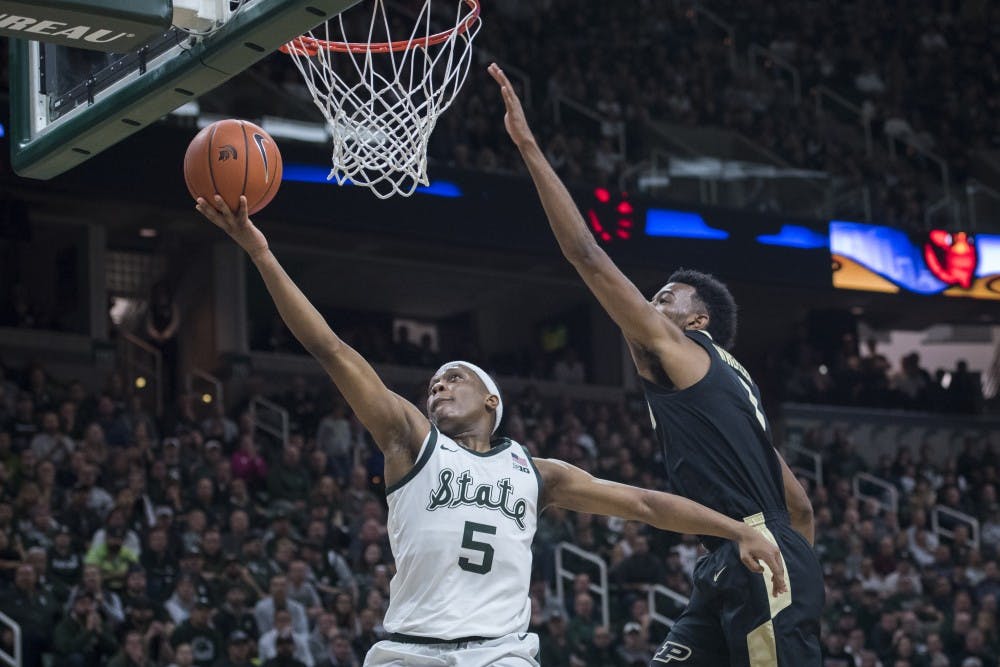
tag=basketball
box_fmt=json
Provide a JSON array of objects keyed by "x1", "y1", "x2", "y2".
[{"x1": 183, "y1": 119, "x2": 283, "y2": 215}]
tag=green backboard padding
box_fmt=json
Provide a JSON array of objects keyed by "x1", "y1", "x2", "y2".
[{"x1": 10, "y1": 0, "x2": 361, "y2": 180}]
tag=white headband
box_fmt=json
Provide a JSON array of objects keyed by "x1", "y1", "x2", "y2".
[{"x1": 434, "y1": 361, "x2": 503, "y2": 434}]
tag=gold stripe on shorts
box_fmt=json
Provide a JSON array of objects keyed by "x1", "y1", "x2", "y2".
[
  {"x1": 742, "y1": 513, "x2": 792, "y2": 666},
  {"x1": 746, "y1": 619, "x2": 778, "y2": 667}
]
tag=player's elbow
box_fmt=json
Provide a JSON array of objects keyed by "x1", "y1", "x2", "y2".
[
  {"x1": 788, "y1": 493, "x2": 814, "y2": 524},
  {"x1": 633, "y1": 489, "x2": 659, "y2": 526},
  {"x1": 310, "y1": 334, "x2": 348, "y2": 364},
  {"x1": 565, "y1": 240, "x2": 604, "y2": 268}
]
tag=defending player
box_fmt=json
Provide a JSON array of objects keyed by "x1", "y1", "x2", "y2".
[
  {"x1": 490, "y1": 63, "x2": 823, "y2": 666},
  {"x1": 196, "y1": 194, "x2": 787, "y2": 667}
]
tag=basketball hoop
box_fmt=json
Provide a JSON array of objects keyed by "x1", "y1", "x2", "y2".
[{"x1": 281, "y1": 0, "x2": 481, "y2": 198}]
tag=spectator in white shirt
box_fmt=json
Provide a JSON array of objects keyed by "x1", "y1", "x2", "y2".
[
  {"x1": 258, "y1": 609, "x2": 314, "y2": 666},
  {"x1": 254, "y1": 574, "x2": 309, "y2": 636}
]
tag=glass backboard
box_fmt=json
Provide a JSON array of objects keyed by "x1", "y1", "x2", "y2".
[{"x1": 9, "y1": 0, "x2": 360, "y2": 179}]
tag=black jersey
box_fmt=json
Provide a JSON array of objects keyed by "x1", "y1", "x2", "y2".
[{"x1": 642, "y1": 330, "x2": 786, "y2": 548}]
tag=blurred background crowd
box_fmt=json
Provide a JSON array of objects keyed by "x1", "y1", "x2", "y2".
[
  {"x1": 2, "y1": 0, "x2": 1000, "y2": 666},
  {"x1": 0, "y1": 345, "x2": 998, "y2": 666}
]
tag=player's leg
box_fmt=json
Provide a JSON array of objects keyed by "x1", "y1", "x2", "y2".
[
  {"x1": 718, "y1": 516, "x2": 823, "y2": 667},
  {"x1": 650, "y1": 550, "x2": 729, "y2": 666},
  {"x1": 770, "y1": 524, "x2": 824, "y2": 666}
]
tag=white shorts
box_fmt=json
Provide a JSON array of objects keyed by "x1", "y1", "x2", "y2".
[{"x1": 363, "y1": 632, "x2": 540, "y2": 667}]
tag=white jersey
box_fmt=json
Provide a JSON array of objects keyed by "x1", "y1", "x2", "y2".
[{"x1": 382, "y1": 426, "x2": 541, "y2": 640}]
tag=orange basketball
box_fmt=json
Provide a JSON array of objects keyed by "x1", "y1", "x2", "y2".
[{"x1": 183, "y1": 119, "x2": 283, "y2": 215}]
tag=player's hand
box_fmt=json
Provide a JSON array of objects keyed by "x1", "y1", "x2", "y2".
[
  {"x1": 488, "y1": 63, "x2": 535, "y2": 147},
  {"x1": 736, "y1": 527, "x2": 787, "y2": 598},
  {"x1": 196, "y1": 195, "x2": 269, "y2": 261}
]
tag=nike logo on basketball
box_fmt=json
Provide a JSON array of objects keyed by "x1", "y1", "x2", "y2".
[
  {"x1": 713, "y1": 566, "x2": 726, "y2": 582},
  {"x1": 252, "y1": 133, "x2": 269, "y2": 182}
]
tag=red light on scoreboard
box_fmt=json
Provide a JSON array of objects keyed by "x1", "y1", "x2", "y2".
[{"x1": 588, "y1": 189, "x2": 633, "y2": 244}]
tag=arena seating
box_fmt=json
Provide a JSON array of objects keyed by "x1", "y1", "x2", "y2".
[{"x1": 1, "y1": 349, "x2": 997, "y2": 666}]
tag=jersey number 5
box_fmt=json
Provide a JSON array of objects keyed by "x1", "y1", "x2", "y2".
[{"x1": 458, "y1": 521, "x2": 496, "y2": 574}]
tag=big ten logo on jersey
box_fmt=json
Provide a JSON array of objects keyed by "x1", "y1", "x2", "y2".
[
  {"x1": 426, "y1": 469, "x2": 529, "y2": 530},
  {"x1": 653, "y1": 641, "x2": 692, "y2": 663},
  {"x1": 510, "y1": 450, "x2": 531, "y2": 474}
]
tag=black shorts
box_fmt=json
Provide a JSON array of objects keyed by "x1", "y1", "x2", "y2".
[{"x1": 651, "y1": 510, "x2": 823, "y2": 667}]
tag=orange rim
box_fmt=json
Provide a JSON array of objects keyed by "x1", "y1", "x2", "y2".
[{"x1": 280, "y1": 0, "x2": 480, "y2": 56}]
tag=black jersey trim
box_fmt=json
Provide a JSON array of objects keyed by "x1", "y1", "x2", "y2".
[
  {"x1": 385, "y1": 426, "x2": 438, "y2": 495},
  {"x1": 387, "y1": 632, "x2": 497, "y2": 645},
  {"x1": 458, "y1": 439, "x2": 513, "y2": 458}
]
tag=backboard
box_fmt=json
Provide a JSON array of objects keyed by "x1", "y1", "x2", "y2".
[{"x1": 9, "y1": 0, "x2": 361, "y2": 179}]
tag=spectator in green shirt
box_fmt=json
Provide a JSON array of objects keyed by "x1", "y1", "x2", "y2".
[
  {"x1": 85, "y1": 526, "x2": 138, "y2": 592},
  {"x1": 266, "y1": 444, "x2": 311, "y2": 508},
  {"x1": 567, "y1": 592, "x2": 598, "y2": 656}
]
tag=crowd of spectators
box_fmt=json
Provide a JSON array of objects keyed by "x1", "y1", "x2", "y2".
[
  {"x1": 222, "y1": 0, "x2": 993, "y2": 228},
  {"x1": 256, "y1": 316, "x2": 589, "y2": 388},
  {"x1": 457, "y1": 0, "x2": 1000, "y2": 228},
  {"x1": 716, "y1": 0, "x2": 1000, "y2": 177},
  {"x1": 765, "y1": 333, "x2": 990, "y2": 415},
  {"x1": 258, "y1": 311, "x2": 995, "y2": 416},
  {"x1": 710, "y1": 0, "x2": 1000, "y2": 229},
  {"x1": 809, "y1": 429, "x2": 1000, "y2": 667},
  {"x1": 0, "y1": 348, "x2": 998, "y2": 666},
  {"x1": 18, "y1": 0, "x2": 1000, "y2": 229},
  {"x1": 230, "y1": 0, "x2": 993, "y2": 227}
]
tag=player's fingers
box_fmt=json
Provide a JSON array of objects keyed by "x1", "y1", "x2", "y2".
[
  {"x1": 195, "y1": 198, "x2": 224, "y2": 227},
  {"x1": 502, "y1": 86, "x2": 524, "y2": 117},
  {"x1": 238, "y1": 195, "x2": 249, "y2": 222},
  {"x1": 488, "y1": 62, "x2": 511, "y2": 87},
  {"x1": 494, "y1": 69, "x2": 519, "y2": 101},
  {"x1": 771, "y1": 570, "x2": 787, "y2": 598},
  {"x1": 500, "y1": 85, "x2": 516, "y2": 108},
  {"x1": 498, "y1": 78, "x2": 518, "y2": 103},
  {"x1": 767, "y1": 550, "x2": 788, "y2": 597},
  {"x1": 204, "y1": 194, "x2": 227, "y2": 217},
  {"x1": 487, "y1": 62, "x2": 505, "y2": 85},
  {"x1": 741, "y1": 552, "x2": 764, "y2": 574},
  {"x1": 213, "y1": 195, "x2": 237, "y2": 223}
]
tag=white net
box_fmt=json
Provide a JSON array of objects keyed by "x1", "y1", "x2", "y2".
[{"x1": 284, "y1": 0, "x2": 481, "y2": 199}]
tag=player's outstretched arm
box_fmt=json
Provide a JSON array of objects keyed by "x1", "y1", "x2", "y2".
[
  {"x1": 489, "y1": 64, "x2": 707, "y2": 388},
  {"x1": 536, "y1": 458, "x2": 787, "y2": 597},
  {"x1": 196, "y1": 196, "x2": 429, "y2": 473}
]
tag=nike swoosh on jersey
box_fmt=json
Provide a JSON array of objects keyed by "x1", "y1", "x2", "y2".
[{"x1": 713, "y1": 566, "x2": 727, "y2": 582}]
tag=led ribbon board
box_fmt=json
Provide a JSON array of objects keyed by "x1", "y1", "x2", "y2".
[{"x1": 831, "y1": 221, "x2": 1000, "y2": 300}]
